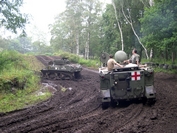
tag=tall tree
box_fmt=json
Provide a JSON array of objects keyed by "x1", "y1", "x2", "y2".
[
  {"x1": 50, "y1": 0, "x2": 83, "y2": 54},
  {"x1": 50, "y1": 0, "x2": 102, "y2": 58},
  {"x1": 121, "y1": 2, "x2": 149, "y2": 59},
  {"x1": 101, "y1": 4, "x2": 122, "y2": 54},
  {"x1": 65, "y1": 0, "x2": 82, "y2": 55},
  {"x1": 140, "y1": 0, "x2": 177, "y2": 62},
  {"x1": 82, "y1": 0, "x2": 102, "y2": 59},
  {"x1": 112, "y1": 0, "x2": 124, "y2": 51},
  {"x1": 110, "y1": 0, "x2": 150, "y2": 59}
]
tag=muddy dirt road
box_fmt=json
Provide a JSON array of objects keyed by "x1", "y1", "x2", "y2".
[{"x1": 0, "y1": 55, "x2": 177, "y2": 133}]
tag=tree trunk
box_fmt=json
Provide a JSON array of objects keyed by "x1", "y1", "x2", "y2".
[
  {"x1": 121, "y1": 6, "x2": 149, "y2": 59},
  {"x1": 149, "y1": 0, "x2": 154, "y2": 6},
  {"x1": 76, "y1": 33, "x2": 79, "y2": 55},
  {"x1": 172, "y1": 51, "x2": 174, "y2": 63},
  {"x1": 150, "y1": 48, "x2": 153, "y2": 60},
  {"x1": 165, "y1": 46, "x2": 168, "y2": 61},
  {"x1": 112, "y1": 0, "x2": 124, "y2": 51},
  {"x1": 85, "y1": 32, "x2": 90, "y2": 59}
]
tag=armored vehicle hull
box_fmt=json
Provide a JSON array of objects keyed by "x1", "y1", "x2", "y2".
[
  {"x1": 41, "y1": 58, "x2": 82, "y2": 80},
  {"x1": 99, "y1": 51, "x2": 156, "y2": 109}
]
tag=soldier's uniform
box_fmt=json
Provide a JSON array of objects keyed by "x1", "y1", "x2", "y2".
[{"x1": 130, "y1": 53, "x2": 140, "y2": 64}]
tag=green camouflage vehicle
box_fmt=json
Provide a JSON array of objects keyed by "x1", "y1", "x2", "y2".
[
  {"x1": 99, "y1": 51, "x2": 156, "y2": 109},
  {"x1": 41, "y1": 58, "x2": 82, "y2": 80}
]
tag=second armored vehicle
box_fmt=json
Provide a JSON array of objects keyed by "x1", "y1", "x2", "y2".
[
  {"x1": 99, "y1": 51, "x2": 156, "y2": 109},
  {"x1": 41, "y1": 58, "x2": 82, "y2": 80}
]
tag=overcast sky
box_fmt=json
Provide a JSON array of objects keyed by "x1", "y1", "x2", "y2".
[
  {"x1": 20, "y1": 0, "x2": 67, "y2": 43},
  {"x1": 22, "y1": 0, "x2": 66, "y2": 30},
  {"x1": 2, "y1": 0, "x2": 111, "y2": 43}
]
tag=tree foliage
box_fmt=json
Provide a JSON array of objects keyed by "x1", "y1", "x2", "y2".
[
  {"x1": 101, "y1": 0, "x2": 149, "y2": 57},
  {"x1": 49, "y1": 0, "x2": 177, "y2": 63},
  {"x1": 140, "y1": 0, "x2": 177, "y2": 62},
  {"x1": 0, "y1": 0, "x2": 28, "y2": 34},
  {"x1": 100, "y1": 4, "x2": 121, "y2": 54},
  {"x1": 50, "y1": 0, "x2": 103, "y2": 58}
]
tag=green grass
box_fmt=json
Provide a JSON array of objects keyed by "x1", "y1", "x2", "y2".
[
  {"x1": 141, "y1": 58, "x2": 177, "y2": 74},
  {"x1": 0, "y1": 88, "x2": 51, "y2": 113},
  {"x1": 54, "y1": 51, "x2": 100, "y2": 69},
  {"x1": 0, "y1": 50, "x2": 51, "y2": 113},
  {"x1": 154, "y1": 67, "x2": 177, "y2": 74}
]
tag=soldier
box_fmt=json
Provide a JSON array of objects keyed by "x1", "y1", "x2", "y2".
[
  {"x1": 125, "y1": 60, "x2": 138, "y2": 67},
  {"x1": 124, "y1": 48, "x2": 140, "y2": 65},
  {"x1": 107, "y1": 54, "x2": 123, "y2": 71}
]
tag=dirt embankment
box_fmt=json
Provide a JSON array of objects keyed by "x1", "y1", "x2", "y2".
[{"x1": 0, "y1": 55, "x2": 177, "y2": 133}]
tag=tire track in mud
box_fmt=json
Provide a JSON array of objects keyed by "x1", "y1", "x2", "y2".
[
  {"x1": 0, "y1": 68, "x2": 101, "y2": 133},
  {"x1": 114, "y1": 104, "x2": 144, "y2": 133},
  {"x1": 35, "y1": 55, "x2": 52, "y2": 66},
  {"x1": 111, "y1": 104, "x2": 143, "y2": 132},
  {"x1": 0, "y1": 56, "x2": 153, "y2": 132},
  {"x1": 0, "y1": 56, "x2": 177, "y2": 133},
  {"x1": 0, "y1": 104, "x2": 54, "y2": 129}
]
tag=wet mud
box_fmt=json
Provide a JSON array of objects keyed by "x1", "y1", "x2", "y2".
[{"x1": 0, "y1": 55, "x2": 177, "y2": 133}]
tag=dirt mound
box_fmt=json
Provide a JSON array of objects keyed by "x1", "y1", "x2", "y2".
[{"x1": 0, "y1": 55, "x2": 177, "y2": 133}]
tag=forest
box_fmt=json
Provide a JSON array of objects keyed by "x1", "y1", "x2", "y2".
[{"x1": 1, "y1": 0, "x2": 177, "y2": 64}]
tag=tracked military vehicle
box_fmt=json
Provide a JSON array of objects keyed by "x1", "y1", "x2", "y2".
[
  {"x1": 99, "y1": 51, "x2": 156, "y2": 109},
  {"x1": 41, "y1": 57, "x2": 82, "y2": 80}
]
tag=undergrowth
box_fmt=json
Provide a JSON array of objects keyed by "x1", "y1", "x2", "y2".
[
  {"x1": 0, "y1": 50, "x2": 50, "y2": 113},
  {"x1": 54, "y1": 50, "x2": 100, "y2": 69}
]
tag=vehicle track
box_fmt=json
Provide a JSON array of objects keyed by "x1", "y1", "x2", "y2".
[{"x1": 0, "y1": 56, "x2": 177, "y2": 133}]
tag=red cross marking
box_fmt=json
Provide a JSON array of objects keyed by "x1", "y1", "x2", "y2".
[{"x1": 131, "y1": 71, "x2": 141, "y2": 81}]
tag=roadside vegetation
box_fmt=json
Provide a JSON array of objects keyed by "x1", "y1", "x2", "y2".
[
  {"x1": 0, "y1": 50, "x2": 99, "y2": 113},
  {"x1": 0, "y1": 50, "x2": 51, "y2": 113},
  {"x1": 55, "y1": 50, "x2": 100, "y2": 69},
  {"x1": 141, "y1": 58, "x2": 177, "y2": 74},
  {"x1": 56, "y1": 50, "x2": 177, "y2": 73}
]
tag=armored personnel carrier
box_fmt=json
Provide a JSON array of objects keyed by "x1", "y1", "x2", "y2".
[
  {"x1": 99, "y1": 51, "x2": 156, "y2": 109},
  {"x1": 41, "y1": 57, "x2": 82, "y2": 80}
]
